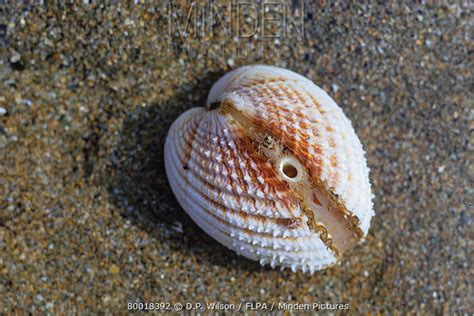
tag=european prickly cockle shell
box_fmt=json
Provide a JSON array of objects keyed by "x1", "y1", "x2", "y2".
[{"x1": 164, "y1": 65, "x2": 375, "y2": 273}]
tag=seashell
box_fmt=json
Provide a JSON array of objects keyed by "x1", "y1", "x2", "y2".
[{"x1": 164, "y1": 65, "x2": 375, "y2": 273}]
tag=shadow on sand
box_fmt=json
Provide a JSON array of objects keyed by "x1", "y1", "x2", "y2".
[{"x1": 106, "y1": 70, "x2": 264, "y2": 272}]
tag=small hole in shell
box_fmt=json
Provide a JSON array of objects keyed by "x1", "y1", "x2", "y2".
[
  {"x1": 282, "y1": 163, "x2": 298, "y2": 178},
  {"x1": 278, "y1": 156, "x2": 304, "y2": 183}
]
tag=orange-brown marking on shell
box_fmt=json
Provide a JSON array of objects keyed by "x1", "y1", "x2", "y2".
[
  {"x1": 255, "y1": 82, "x2": 325, "y2": 178},
  {"x1": 284, "y1": 86, "x2": 364, "y2": 247},
  {"x1": 276, "y1": 217, "x2": 301, "y2": 230},
  {"x1": 218, "y1": 117, "x2": 244, "y2": 207},
  {"x1": 190, "y1": 121, "x2": 291, "y2": 205},
  {"x1": 312, "y1": 193, "x2": 322, "y2": 206},
  {"x1": 214, "y1": 89, "x2": 364, "y2": 258},
  {"x1": 214, "y1": 101, "x2": 301, "y2": 215},
  {"x1": 260, "y1": 81, "x2": 345, "y2": 215},
  {"x1": 180, "y1": 134, "x2": 301, "y2": 230}
]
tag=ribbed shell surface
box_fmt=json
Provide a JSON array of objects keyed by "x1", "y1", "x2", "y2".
[{"x1": 164, "y1": 65, "x2": 374, "y2": 272}]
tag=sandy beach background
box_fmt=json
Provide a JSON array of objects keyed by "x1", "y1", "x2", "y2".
[{"x1": 0, "y1": 2, "x2": 472, "y2": 313}]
